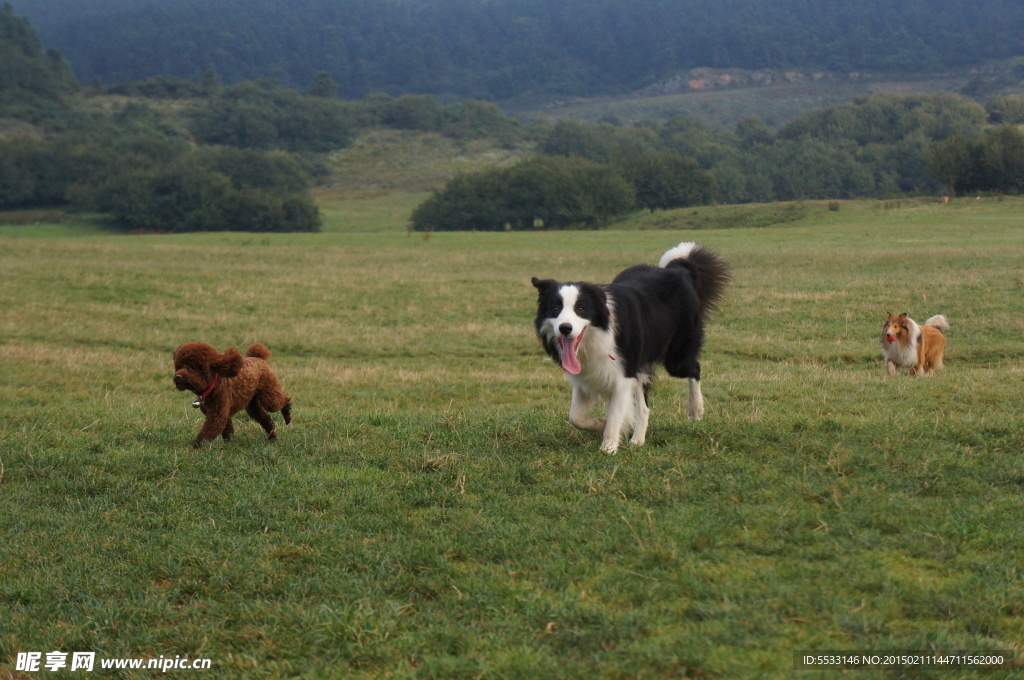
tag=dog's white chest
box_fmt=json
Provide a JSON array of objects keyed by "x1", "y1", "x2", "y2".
[{"x1": 569, "y1": 327, "x2": 624, "y2": 396}]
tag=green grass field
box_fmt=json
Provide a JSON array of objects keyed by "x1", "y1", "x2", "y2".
[{"x1": 2, "y1": 197, "x2": 1023, "y2": 679}]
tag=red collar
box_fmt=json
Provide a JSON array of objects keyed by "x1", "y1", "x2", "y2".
[{"x1": 199, "y1": 374, "x2": 219, "y2": 400}]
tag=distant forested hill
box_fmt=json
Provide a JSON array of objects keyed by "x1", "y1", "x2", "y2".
[
  {"x1": 9, "y1": 0, "x2": 1024, "y2": 100},
  {"x1": 0, "y1": 3, "x2": 76, "y2": 113}
]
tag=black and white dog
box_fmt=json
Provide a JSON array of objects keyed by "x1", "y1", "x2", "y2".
[{"x1": 532, "y1": 242, "x2": 729, "y2": 453}]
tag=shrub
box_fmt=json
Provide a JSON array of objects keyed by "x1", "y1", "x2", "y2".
[
  {"x1": 614, "y1": 151, "x2": 715, "y2": 212},
  {"x1": 411, "y1": 156, "x2": 634, "y2": 232},
  {"x1": 191, "y1": 80, "x2": 355, "y2": 152},
  {"x1": 103, "y1": 148, "x2": 321, "y2": 233}
]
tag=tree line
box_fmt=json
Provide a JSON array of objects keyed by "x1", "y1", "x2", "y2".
[
  {"x1": 1, "y1": 74, "x2": 525, "y2": 230},
  {"x1": 412, "y1": 92, "x2": 1024, "y2": 232},
  {"x1": 0, "y1": 6, "x2": 522, "y2": 232},
  {"x1": 6, "y1": 5, "x2": 1024, "y2": 234},
  {"x1": 0, "y1": 76, "x2": 522, "y2": 231},
  {"x1": 0, "y1": 3, "x2": 75, "y2": 114},
  {"x1": 15, "y1": 0, "x2": 1024, "y2": 100}
]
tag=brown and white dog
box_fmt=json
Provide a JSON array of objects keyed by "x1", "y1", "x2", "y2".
[
  {"x1": 173, "y1": 342, "x2": 292, "y2": 447},
  {"x1": 881, "y1": 313, "x2": 949, "y2": 377}
]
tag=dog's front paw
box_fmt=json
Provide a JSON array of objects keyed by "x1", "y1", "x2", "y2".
[
  {"x1": 688, "y1": 403, "x2": 705, "y2": 422},
  {"x1": 599, "y1": 441, "x2": 620, "y2": 454},
  {"x1": 569, "y1": 416, "x2": 606, "y2": 433}
]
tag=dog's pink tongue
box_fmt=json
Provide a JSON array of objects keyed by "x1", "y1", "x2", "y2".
[{"x1": 559, "y1": 336, "x2": 582, "y2": 375}]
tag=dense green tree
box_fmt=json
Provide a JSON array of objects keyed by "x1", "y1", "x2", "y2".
[
  {"x1": 924, "y1": 133, "x2": 974, "y2": 196},
  {"x1": 191, "y1": 80, "x2": 354, "y2": 152},
  {"x1": 199, "y1": 69, "x2": 222, "y2": 97},
  {"x1": 540, "y1": 120, "x2": 657, "y2": 163},
  {"x1": 441, "y1": 100, "x2": 517, "y2": 141},
  {"x1": 978, "y1": 125, "x2": 1024, "y2": 193},
  {"x1": 735, "y1": 116, "x2": 775, "y2": 149},
  {"x1": 410, "y1": 173, "x2": 506, "y2": 232},
  {"x1": 0, "y1": 3, "x2": 76, "y2": 116},
  {"x1": 570, "y1": 162, "x2": 638, "y2": 227},
  {"x1": 766, "y1": 139, "x2": 875, "y2": 200},
  {"x1": 411, "y1": 156, "x2": 634, "y2": 232},
  {"x1": 616, "y1": 151, "x2": 714, "y2": 212},
  {"x1": 0, "y1": 105, "x2": 192, "y2": 209},
  {"x1": 779, "y1": 94, "x2": 985, "y2": 147},
  {"x1": 382, "y1": 94, "x2": 444, "y2": 132},
  {"x1": 986, "y1": 94, "x2": 1024, "y2": 124},
  {"x1": 308, "y1": 71, "x2": 338, "y2": 98},
  {"x1": 931, "y1": 126, "x2": 1024, "y2": 195},
  {"x1": 101, "y1": 147, "x2": 321, "y2": 233},
  {"x1": 540, "y1": 121, "x2": 616, "y2": 161},
  {"x1": 534, "y1": 96, "x2": 989, "y2": 204}
]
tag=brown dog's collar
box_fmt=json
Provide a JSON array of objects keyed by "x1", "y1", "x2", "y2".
[
  {"x1": 192, "y1": 374, "x2": 219, "y2": 409},
  {"x1": 199, "y1": 374, "x2": 219, "y2": 400}
]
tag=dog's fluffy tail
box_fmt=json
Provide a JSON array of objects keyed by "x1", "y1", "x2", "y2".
[
  {"x1": 923, "y1": 315, "x2": 949, "y2": 333},
  {"x1": 659, "y1": 242, "x2": 730, "y2": 314},
  {"x1": 245, "y1": 344, "x2": 272, "y2": 360}
]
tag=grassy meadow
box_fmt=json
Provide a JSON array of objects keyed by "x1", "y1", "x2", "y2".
[{"x1": 2, "y1": 197, "x2": 1024, "y2": 679}]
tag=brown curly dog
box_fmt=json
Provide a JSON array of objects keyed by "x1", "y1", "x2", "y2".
[{"x1": 173, "y1": 342, "x2": 292, "y2": 448}]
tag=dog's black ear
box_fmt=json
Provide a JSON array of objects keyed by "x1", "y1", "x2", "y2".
[
  {"x1": 532, "y1": 277, "x2": 557, "y2": 294},
  {"x1": 214, "y1": 347, "x2": 244, "y2": 378},
  {"x1": 899, "y1": 312, "x2": 909, "y2": 319}
]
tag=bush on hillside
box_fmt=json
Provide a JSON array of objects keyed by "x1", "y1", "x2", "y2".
[
  {"x1": 925, "y1": 125, "x2": 1024, "y2": 195},
  {"x1": 0, "y1": 103, "x2": 193, "y2": 209},
  {"x1": 191, "y1": 80, "x2": 355, "y2": 152},
  {"x1": 101, "y1": 147, "x2": 322, "y2": 233},
  {"x1": 411, "y1": 156, "x2": 634, "y2": 231},
  {"x1": 615, "y1": 151, "x2": 715, "y2": 211},
  {"x1": 986, "y1": 94, "x2": 1024, "y2": 124}
]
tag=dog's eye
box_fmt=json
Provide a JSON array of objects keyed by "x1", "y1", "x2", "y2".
[
  {"x1": 552, "y1": 304, "x2": 562, "y2": 314},
  {"x1": 575, "y1": 302, "x2": 585, "y2": 314}
]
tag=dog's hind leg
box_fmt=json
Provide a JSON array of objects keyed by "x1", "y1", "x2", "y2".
[
  {"x1": 688, "y1": 378, "x2": 705, "y2": 422},
  {"x1": 260, "y1": 387, "x2": 290, "y2": 414},
  {"x1": 668, "y1": 354, "x2": 705, "y2": 422},
  {"x1": 568, "y1": 386, "x2": 605, "y2": 433},
  {"x1": 259, "y1": 391, "x2": 292, "y2": 424},
  {"x1": 247, "y1": 401, "x2": 278, "y2": 440},
  {"x1": 629, "y1": 380, "x2": 651, "y2": 446},
  {"x1": 665, "y1": 340, "x2": 706, "y2": 422}
]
